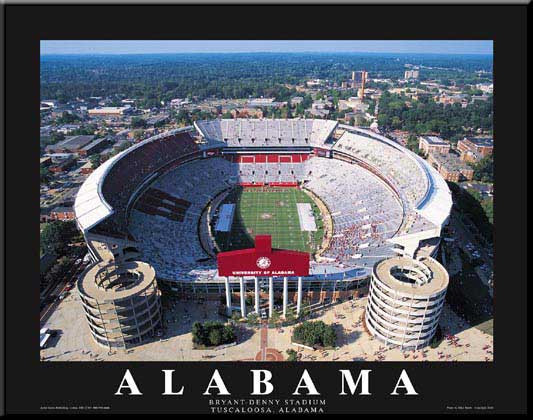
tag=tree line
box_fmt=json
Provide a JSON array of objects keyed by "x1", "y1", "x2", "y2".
[
  {"x1": 378, "y1": 91, "x2": 493, "y2": 141},
  {"x1": 41, "y1": 53, "x2": 492, "y2": 107}
]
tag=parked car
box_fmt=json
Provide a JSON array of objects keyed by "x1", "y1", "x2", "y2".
[{"x1": 40, "y1": 328, "x2": 51, "y2": 349}]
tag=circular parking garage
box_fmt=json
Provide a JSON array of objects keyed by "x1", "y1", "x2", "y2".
[{"x1": 365, "y1": 256, "x2": 449, "y2": 350}]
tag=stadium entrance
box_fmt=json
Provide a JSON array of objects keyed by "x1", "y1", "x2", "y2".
[{"x1": 218, "y1": 235, "x2": 309, "y2": 319}]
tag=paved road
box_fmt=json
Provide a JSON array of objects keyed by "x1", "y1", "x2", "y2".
[
  {"x1": 40, "y1": 257, "x2": 87, "y2": 328},
  {"x1": 451, "y1": 210, "x2": 493, "y2": 268}
]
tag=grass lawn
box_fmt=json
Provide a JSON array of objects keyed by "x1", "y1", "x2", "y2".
[{"x1": 214, "y1": 186, "x2": 324, "y2": 253}]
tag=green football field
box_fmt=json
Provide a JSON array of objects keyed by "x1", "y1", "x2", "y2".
[{"x1": 214, "y1": 186, "x2": 324, "y2": 253}]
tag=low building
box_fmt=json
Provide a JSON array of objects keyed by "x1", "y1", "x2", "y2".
[
  {"x1": 338, "y1": 97, "x2": 368, "y2": 112},
  {"x1": 49, "y1": 157, "x2": 77, "y2": 173},
  {"x1": 247, "y1": 97, "x2": 275, "y2": 107},
  {"x1": 308, "y1": 108, "x2": 330, "y2": 118},
  {"x1": 290, "y1": 96, "x2": 304, "y2": 106},
  {"x1": 344, "y1": 111, "x2": 367, "y2": 125},
  {"x1": 247, "y1": 98, "x2": 286, "y2": 108},
  {"x1": 145, "y1": 114, "x2": 169, "y2": 127},
  {"x1": 50, "y1": 206, "x2": 75, "y2": 221},
  {"x1": 40, "y1": 125, "x2": 54, "y2": 136},
  {"x1": 40, "y1": 156, "x2": 52, "y2": 167},
  {"x1": 45, "y1": 135, "x2": 95, "y2": 154},
  {"x1": 427, "y1": 152, "x2": 474, "y2": 182},
  {"x1": 312, "y1": 99, "x2": 333, "y2": 110},
  {"x1": 113, "y1": 139, "x2": 131, "y2": 151},
  {"x1": 80, "y1": 161, "x2": 94, "y2": 175},
  {"x1": 306, "y1": 79, "x2": 323, "y2": 87},
  {"x1": 99, "y1": 147, "x2": 115, "y2": 161},
  {"x1": 57, "y1": 124, "x2": 82, "y2": 134},
  {"x1": 230, "y1": 108, "x2": 264, "y2": 119},
  {"x1": 434, "y1": 92, "x2": 468, "y2": 106},
  {"x1": 475, "y1": 83, "x2": 493, "y2": 94},
  {"x1": 41, "y1": 100, "x2": 58, "y2": 108},
  {"x1": 471, "y1": 95, "x2": 490, "y2": 103},
  {"x1": 457, "y1": 137, "x2": 493, "y2": 163},
  {"x1": 419, "y1": 136, "x2": 451, "y2": 156},
  {"x1": 116, "y1": 129, "x2": 131, "y2": 138},
  {"x1": 78, "y1": 137, "x2": 110, "y2": 157},
  {"x1": 170, "y1": 98, "x2": 189, "y2": 108},
  {"x1": 88, "y1": 106, "x2": 132, "y2": 116}
]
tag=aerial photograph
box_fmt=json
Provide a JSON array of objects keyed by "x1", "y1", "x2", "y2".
[{"x1": 39, "y1": 40, "x2": 494, "y2": 363}]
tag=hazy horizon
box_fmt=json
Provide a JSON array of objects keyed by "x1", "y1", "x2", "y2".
[{"x1": 41, "y1": 40, "x2": 493, "y2": 56}]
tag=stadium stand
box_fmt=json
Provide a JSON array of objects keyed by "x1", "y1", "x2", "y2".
[{"x1": 74, "y1": 120, "x2": 452, "y2": 290}]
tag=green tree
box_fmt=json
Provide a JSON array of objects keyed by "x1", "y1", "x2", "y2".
[
  {"x1": 56, "y1": 111, "x2": 81, "y2": 124},
  {"x1": 131, "y1": 117, "x2": 147, "y2": 129},
  {"x1": 292, "y1": 320, "x2": 337, "y2": 348},
  {"x1": 323, "y1": 327, "x2": 337, "y2": 347},
  {"x1": 191, "y1": 321, "x2": 206, "y2": 345},
  {"x1": 40, "y1": 220, "x2": 79, "y2": 255},
  {"x1": 406, "y1": 134, "x2": 420, "y2": 154},
  {"x1": 88, "y1": 154, "x2": 101, "y2": 169},
  {"x1": 286, "y1": 349, "x2": 298, "y2": 361},
  {"x1": 40, "y1": 166, "x2": 52, "y2": 185},
  {"x1": 208, "y1": 328, "x2": 223, "y2": 346},
  {"x1": 472, "y1": 154, "x2": 493, "y2": 183},
  {"x1": 222, "y1": 324, "x2": 236, "y2": 343}
]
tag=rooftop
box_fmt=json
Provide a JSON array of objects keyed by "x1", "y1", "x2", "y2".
[
  {"x1": 464, "y1": 137, "x2": 493, "y2": 147},
  {"x1": 52, "y1": 206, "x2": 73, "y2": 213},
  {"x1": 46, "y1": 135, "x2": 95, "y2": 152},
  {"x1": 77, "y1": 260, "x2": 156, "y2": 303},
  {"x1": 430, "y1": 152, "x2": 472, "y2": 172},
  {"x1": 421, "y1": 135, "x2": 448, "y2": 145},
  {"x1": 374, "y1": 256, "x2": 449, "y2": 297},
  {"x1": 79, "y1": 137, "x2": 109, "y2": 151}
]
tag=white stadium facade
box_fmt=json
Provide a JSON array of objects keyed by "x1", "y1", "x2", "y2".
[{"x1": 74, "y1": 119, "x2": 453, "y2": 349}]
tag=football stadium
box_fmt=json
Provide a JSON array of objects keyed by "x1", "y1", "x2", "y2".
[{"x1": 74, "y1": 119, "x2": 453, "y2": 349}]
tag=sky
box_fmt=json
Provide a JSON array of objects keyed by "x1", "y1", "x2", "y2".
[{"x1": 41, "y1": 40, "x2": 493, "y2": 56}]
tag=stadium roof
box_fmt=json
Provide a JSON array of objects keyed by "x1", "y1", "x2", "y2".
[
  {"x1": 73, "y1": 154, "x2": 115, "y2": 232},
  {"x1": 415, "y1": 159, "x2": 453, "y2": 227}
]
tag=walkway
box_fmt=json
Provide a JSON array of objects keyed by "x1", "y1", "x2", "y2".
[{"x1": 254, "y1": 321, "x2": 284, "y2": 361}]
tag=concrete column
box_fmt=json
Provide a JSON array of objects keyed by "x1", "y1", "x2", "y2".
[
  {"x1": 254, "y1": 277, "x2": 260, "y2": 314},
  {"x1": 269, "y1": 277, "x2": 274, "y2": 318},
  {"x1": 296, "y1": 276, "x2": 303, "y2": 316},
  {"x1": 225, "y1": 277, "x2": 232, "y2": 316},
  {"x1": 283, "y1": 277, "x2": 288, "y2": 318},
  {"x1": 239, "y1": 277, "x2": 246, "y2": 318}
]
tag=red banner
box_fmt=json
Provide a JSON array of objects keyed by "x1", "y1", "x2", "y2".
[{"x1": 217, "y1": 235, "x2": 310, "y2": 277}]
